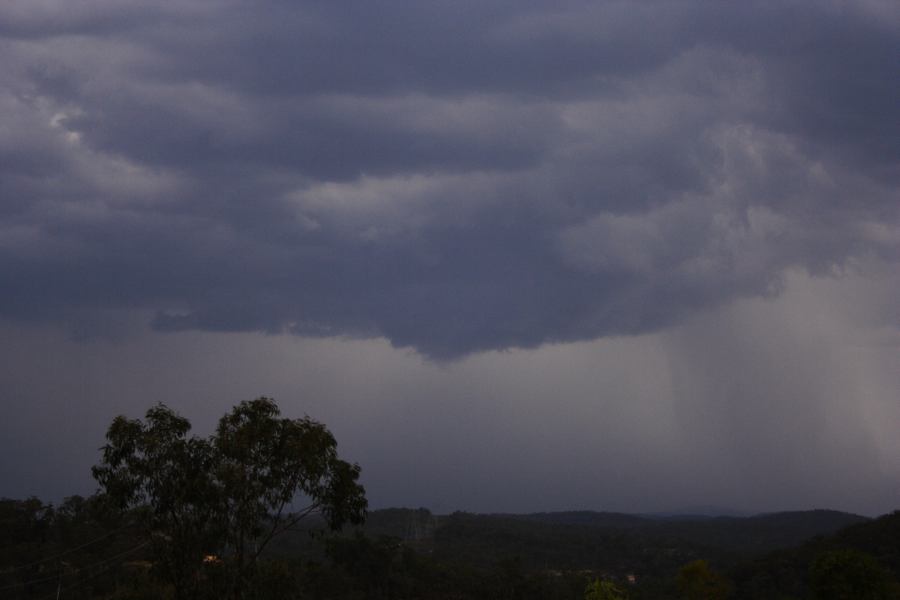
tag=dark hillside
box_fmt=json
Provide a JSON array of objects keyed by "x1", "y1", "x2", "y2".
[
  {"x1": 730, "y1": 511, "x2": 900, "y2": 599},
  {"x1": 268, "y1": 507, "x2": 867, "y2": 568}
]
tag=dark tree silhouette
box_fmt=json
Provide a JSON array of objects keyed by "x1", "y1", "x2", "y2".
[{"x1": 93, "y1": 397, "x2": 366, "y2": 599}]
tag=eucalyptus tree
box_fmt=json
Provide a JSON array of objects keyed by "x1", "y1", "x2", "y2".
[{"x1": 93, "y1": 397, "x2": 367, "y2": 599}]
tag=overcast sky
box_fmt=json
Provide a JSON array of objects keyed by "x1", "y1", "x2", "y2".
[{"x1": 1, "y1": 0, "x2": 898, "y2": 516}]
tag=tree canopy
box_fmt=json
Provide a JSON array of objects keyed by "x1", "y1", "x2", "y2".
[{"x1": 92, "y1": 397, "x2": 366, "y2": 599}]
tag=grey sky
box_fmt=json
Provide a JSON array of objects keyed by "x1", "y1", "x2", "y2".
[{"x1": 0, "y1": 0, "x2": 897, "y2": 515}]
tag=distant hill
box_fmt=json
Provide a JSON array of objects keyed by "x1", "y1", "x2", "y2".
[
  {"x1": 1, "y1": 495, "x2": 891, "y2": 599},
  {"x1": 729, "y1": 510, "x2": 900, "y2": 599},
  {"x1": 267, "y1": 506, "x2": 869, "y2": 583},
  {"x1": 424, "y1": 510, "x2": 867, "y2": 577},
  {"x1": 429, "y1": 509, "x2": 867, "y2": 559},
  {"x1": 642, "y1": 505, "x2": 752, "y2": 519}
]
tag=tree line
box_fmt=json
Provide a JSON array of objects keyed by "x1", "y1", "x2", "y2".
[{"x1": 1, "y1": 397, "x2": 898, "y2": 599}]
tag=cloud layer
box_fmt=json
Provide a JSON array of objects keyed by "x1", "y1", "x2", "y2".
[
  {"x1": 1, "y1": 1, "x2": 898, "y2": 359},
  {"x1": 2, "y1": 267, "x2": 898, "y2": 515}
]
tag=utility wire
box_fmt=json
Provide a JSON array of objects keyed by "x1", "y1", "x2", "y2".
[
  {"x1": 34, "y1": 541, "x2": 152, "y2": 600},
  {"x1": 0, "y1": 522, "x2": 138, "y2": 573},
  {"x1": 0, "y1": 539, "x2": 150, "y2": 593}
]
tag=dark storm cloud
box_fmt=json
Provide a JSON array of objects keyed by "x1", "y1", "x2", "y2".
[{"x1": 1, "y1": 0, "x2": 897, "y2": 358}]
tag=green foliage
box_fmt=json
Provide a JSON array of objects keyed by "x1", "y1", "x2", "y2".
[
  {"x1": 585, "y1": 577, "x2": 629, "y2": 599},
  {"x1": 0, "y1": 496, "x2": 53, "y2": 561},
  {"x1": 728, "y1": 511, "x2": 900, "y2": 599},
  {"x1": 809, "y1": 549, "x2": 895, "y2": 600},
  {"x1": 0, "y1": 494, "x2": 146, "y2": 599},
  {"x1": 677, "y1": 559, "x2": 730, "y2": 600},
  {"x1": 92, "y1": 397, "x2": 367, "y2": 600},
  {"x1": 3, "y1": 501, "x2": 900, "y2": 599},
  {"x1": 92, "y1": 405, "x2": 219, "y2": 599}
]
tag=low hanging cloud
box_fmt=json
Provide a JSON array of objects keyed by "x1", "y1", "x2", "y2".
[{"x1": 1, "y1": 0, "x2": 897, "y2": 359}]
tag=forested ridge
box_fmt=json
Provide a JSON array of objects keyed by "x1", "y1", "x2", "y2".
[
  {"x1": 2, "y1": 498, "x2": 898, "y2": 598},
  {"x1": 1, "y1": 400, "x2": 897, "y2": 599}
]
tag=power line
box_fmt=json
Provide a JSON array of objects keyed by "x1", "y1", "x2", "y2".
[
  {"x1": 0, "y1": 522, "x2": 137, "y2": 573},
  {"x1": 34, "y1": 541, "x2": 152, "y2": 600},
  {"x1": 0, "y1": 539, "x2": 150, "y2": 593}
]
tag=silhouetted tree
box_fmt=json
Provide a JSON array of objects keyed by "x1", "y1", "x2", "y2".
[{"x1": 93, "y1": 397, "x2": 367, "y2": 600}]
